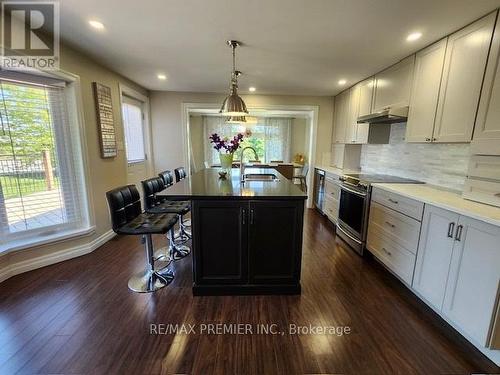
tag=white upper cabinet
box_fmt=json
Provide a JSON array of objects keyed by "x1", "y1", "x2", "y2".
[
  {"x1": 412, "y1": 205, "x2": 459, "y2": 311},
  {"x1": 355, "y1": 78, "x2": 375, "y2": 143},
  {"x1": 343, "y1": 78, "x2": 376, "y2": 144},
  {"x1": 372, "y1": 55, "x2": 415, "y2": 112},
  {"x1": 442, "y1": 216, "x2": 500, "y2": 347},
  {"x1": 345, "y1": 85, "x2": 361, "y2": 144},
  {"x1": 332, "y1": 90, "x2": 349, "y2": 144},
  {"x1": 433, "y1": 12, "x2": 496, "y2": 143},
  {"x1": 472, "y1": 12, "x2": 500, "y2": 155},
  {"x1": 358, "y1": 77, "x2": 375, "y2": 117},
  {"x1": 406, "y1": 39, "x2": 447, "y2": 143}
]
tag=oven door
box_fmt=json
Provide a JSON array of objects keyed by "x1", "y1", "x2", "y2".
[{"x1": 338, "y1": 184, "x2": 367, "y2": 242}]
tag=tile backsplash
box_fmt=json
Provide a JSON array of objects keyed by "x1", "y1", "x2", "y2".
[{"x1": 360, "y1": 123, "x2": 470, "y2": 191}]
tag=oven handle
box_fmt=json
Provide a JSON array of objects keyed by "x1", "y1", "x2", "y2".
[
  {"x1": 340, "y1": 184, "x2": 367, "y2": 198},
  {"x1": 337, "y1": 224, "x2": 363, "y2": 245}
]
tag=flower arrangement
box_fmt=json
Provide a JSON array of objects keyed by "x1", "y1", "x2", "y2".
[{"x1": 209, "y1": 132, "x2": 244, "y2": 154}]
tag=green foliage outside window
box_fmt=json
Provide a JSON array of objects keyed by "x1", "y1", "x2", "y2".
[
  {"x1": 234, "y1": 136, "x2": 265, "y2": 162},
  {"x1": 0, "y1": 83, "x2": 55, "y2": 161}
]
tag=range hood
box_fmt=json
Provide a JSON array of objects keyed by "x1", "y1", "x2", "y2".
[{"x1": 357, "y1": 106, "x2": 409, "y2": 124}]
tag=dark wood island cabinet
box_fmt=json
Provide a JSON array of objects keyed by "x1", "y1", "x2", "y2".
[{"x1": 158, "y1": 168, "x2": 307, "y2": 295}]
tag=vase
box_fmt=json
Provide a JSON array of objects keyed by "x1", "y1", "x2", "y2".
[{"x1": 219, "y1": 153, "x2": 234, "y2": 173}]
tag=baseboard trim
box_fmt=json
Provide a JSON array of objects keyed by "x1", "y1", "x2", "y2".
[{"x1": 0, "y1": 229, "x2": 116, "y2": 284}]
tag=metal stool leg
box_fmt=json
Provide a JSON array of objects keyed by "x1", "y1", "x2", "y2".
[
  {"x1": 169, "y1": 227, "x2": 191, "y2": 260},
  {"x1": 128, "y1": 234, "x2": 174, "y2": 293},
  {"x1": 174, "y1": 214, "x2": 192, "y2": 243}
]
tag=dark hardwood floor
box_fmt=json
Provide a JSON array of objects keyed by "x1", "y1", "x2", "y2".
[{"x1": 0, "y1": 208, "x2": 499, "y2": 374}]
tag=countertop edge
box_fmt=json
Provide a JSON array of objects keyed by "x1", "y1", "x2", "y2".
[
  {"x1": 372, "y1": 183, "x2": 500, "y2": 227},
  {"x1": 314, "y1": 165, "x2": 360, "y2": 176},
  {"x1": 161, "y1": 195, "x2": 307, "y2": 201},
  {"x1": 157, "y1": 168, "x2": 307, "y2": 200}
]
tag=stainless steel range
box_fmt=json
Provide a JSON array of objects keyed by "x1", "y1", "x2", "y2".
[{"x1": 336, "y1": 173, "x2": 422, "y2": 255}]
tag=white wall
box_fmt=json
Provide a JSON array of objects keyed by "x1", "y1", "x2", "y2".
[{"x1": 150, "y1": 91, "x2": 333, "y2": 173}]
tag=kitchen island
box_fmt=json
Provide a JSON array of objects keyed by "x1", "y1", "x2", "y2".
[{"x1": 158, "y1": 168, "x2": 307, "y2": 295}]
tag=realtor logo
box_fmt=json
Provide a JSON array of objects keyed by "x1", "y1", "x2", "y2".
[{"x1": 1, "y1": 1, "x2": 60, "y2": 70}]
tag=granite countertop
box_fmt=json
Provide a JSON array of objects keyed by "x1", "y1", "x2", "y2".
[
  {"x1": 158, "y1": 168, "x2": 307, "y2": 200},
  {"x1": 372, "y1": 183, "x2": 500, "y2": 227}
]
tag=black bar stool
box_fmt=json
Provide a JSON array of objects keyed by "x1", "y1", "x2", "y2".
[
  {"x1": 159, "y1": 170, "x2": 191, "y2": 237},
  {"x1": 174, "y1": 167, "x2": 187, "y2": 182},
  {"x1": 105, "y1": 185, "x2": 178, "y2": 293},
  {"x1": 142, "y1": 176, "x2": 191, "y2": 260}
]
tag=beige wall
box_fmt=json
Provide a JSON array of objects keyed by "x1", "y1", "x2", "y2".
[
  {"x1": 291, "y1": 117, "x2": 309, "y2": 160},
  {"x1": 1, "y1": 43, "x2": 148, "y2": 277},
  {"x1": 150, "y1": 91, "x2": 334, "y2": 173},
  {"x1": 189, "y1": 115, "x2": 205, "y2": 172}
]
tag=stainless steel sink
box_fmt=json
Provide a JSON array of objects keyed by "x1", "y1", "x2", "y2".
[{"x1": 243, "y1": 173, "x2": 279, "y2": 181}]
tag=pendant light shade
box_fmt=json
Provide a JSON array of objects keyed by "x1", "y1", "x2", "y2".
[
  {"x1": 220, "y1": 93, "x2": 248, "y2": 117},
  {"x1": 226, "y1": 115, "x2": 247, "y2": 124},
  {"x1": 220, "y1": 41, "x2": 248, "y2": 117}
]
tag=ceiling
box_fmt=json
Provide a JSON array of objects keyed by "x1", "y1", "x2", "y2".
[{"x1": 59, "y1": 0, "x2": 500, "y2": 95}]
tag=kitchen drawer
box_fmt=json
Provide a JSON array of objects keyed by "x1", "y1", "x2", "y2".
[
  {"x1": 372, "y1": 187, "x2": 424, "y2": 221},
  {"x1": 467, "y1": 155, "x2": 500, "y2": 181},
  {"x1": 366, "y1": 229, "x2": 417, "y2": 286},
  {"x1": 323, "y1": 195, "x2": 339, "y2": 222},
  {"x1": 325, "y1": 179, "x2": 341, "y2": 201},
  {"x1": 463, "y1": 178, "x2": 500, "y2": 208},
  {"x1": 368, "y1": 201, "x2": 421, "y2": 254}
]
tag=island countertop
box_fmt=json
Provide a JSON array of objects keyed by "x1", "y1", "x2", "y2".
[{"x1": 158, "y1": 168, "x2": 307, "y2": 200}]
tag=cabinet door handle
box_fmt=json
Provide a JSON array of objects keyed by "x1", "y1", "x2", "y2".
[
  {"x1": 242, "y1": 208, "x2": 246, "y2": 225},
  {"x1": 250, "y1": 209, "x2": 254, "y2": 225},
  {"x1": 382, "y1": 247, "x2": 392, "y2": 256},
  {"x1": 388, "y1": 198, "x2": 399, "y2": 204},
  {"x1": 447, "y1": 222, "x2": 455, "y2": 238},
  {"x1": 455, "y1": 224, "x2": 463, "y2": 241},
  {"x1": 385, "y1": 221, "x2": 395, "y2": 228},
  {"x1": 425, "y1": 138, "x2": 431, "y2": 142}
]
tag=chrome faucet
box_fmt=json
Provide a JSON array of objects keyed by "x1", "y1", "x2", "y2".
[{"x1": 239, "y1": 146, "x2": 259, "y2": 182}]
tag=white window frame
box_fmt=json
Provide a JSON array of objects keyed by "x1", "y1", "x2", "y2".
[
  {"x1": 118, "y1": 84, "x2": 154, "y2": 175},
  {"x1": 0, "y1": 69, "x2": 94, "y2": 254}
]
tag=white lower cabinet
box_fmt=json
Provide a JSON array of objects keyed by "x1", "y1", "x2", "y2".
[
  {"x1": 367, "y1": 189, "x2": 500, "y2": 363},
  {"x1": 367, "y1": 228, "x2": 416, "y2": 286},
  {"x1": 323, "y1": 173, "x2": 341, "y2": 223},
  {"x1": 413, "y1": 204, "x2": 500, "y2": 353},
  {"x1": 367, "y1": 191, "x2": 422, "y2": 286},
  {"x1": 412, "y1": 205, "x2": 458, "y2": 311},
  {"x1": 442, "y1": 216, "x2": 500, "y2": 347}
]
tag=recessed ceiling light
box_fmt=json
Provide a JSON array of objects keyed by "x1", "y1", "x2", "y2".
[
  {"x1": 88, "y1": 20, "x2": 105, "y2": 30},
  {"x1": 338, "y1": 79, "x2": 347, "y2": 85},
  {"x1": 157, "y1": 74, "x2": 167, "y2": 80},
  {"x1": 406, "y1": 32, "x2": 422, "y2": 42},
  {"x1": 249, "y1": 87, "x2": 256, "y2": 92}
]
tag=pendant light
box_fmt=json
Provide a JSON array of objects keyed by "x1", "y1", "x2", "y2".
[
  {"x1": 226, "y1": 115, "x2": 247, "y2": 124},
  {"x1": 220, "y1": 40, "x2": 248, "y2": 117}
]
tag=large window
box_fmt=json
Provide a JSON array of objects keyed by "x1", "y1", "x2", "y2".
[
  {"x1": 0, "y1": 73, "x2": 88, "y2": 247},
  {"x1": 203, "y1": 116, "x2": 291, "y2": 165}
]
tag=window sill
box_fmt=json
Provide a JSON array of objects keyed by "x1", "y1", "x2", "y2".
[
  {"x1": 127, "y1": 160, "x2": 145, "y2": 165},
  {"x1": 0, "y1": 226, "x2": 96, "y2": 256}
]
